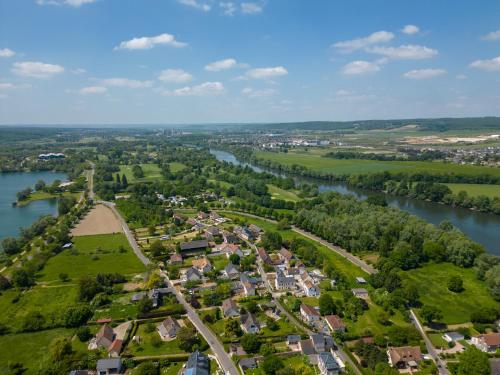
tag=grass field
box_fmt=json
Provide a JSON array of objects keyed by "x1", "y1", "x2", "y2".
[
  {"x1": 92, "y1": 292, "x2": 139, "y2": 320},
  {"x1": 267, "y1": 184, "x2": 301, "y2": 202},
  {"x1": 445, "y1": 183, "x2": 500, "y2": 198},
  {"x1": 169, "y1": 162, "x2": 187, "y2": 173},
  {"x1": 402, "y1": 263, "x2": 500, "y2": 325},
  {"x1": 18, "y1": 191, "x2": 81, "y2": 206},
  {"x1": 37, "y1": 234, "x2": 145, "y2": 282},
  {"x1": 255, "y1": 150, "x2": 500, "y2": 177},
  {"x1": 119, "y1": 163, "x2": 163, "y2": 182},
  {"x1": 125, "y1": 322, "x2": 186, "y2": 357},
  {"x1": 0, "y1": 328, "x2": 74, "y2": 374}
]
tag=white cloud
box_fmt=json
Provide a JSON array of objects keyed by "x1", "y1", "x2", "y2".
[
  {"x1": 403, "y1": 68, "x2": 446, "y2": 79},
  {"x1": 115, "y1": 33, "x2": 187, "y2": 50},
  {"x1": 0, "y1": 83, "x2": 15, "y2": 90},
  {"x1": 219, "y1": 2, "x2": 237, "y2": 16},
  {"x1": 241, "y1": 87, "x2": 276, "y2": 98},
  {"x1": 12, "y1": 61, "x2": 64, "y2": 78},
  {"x1": 0, "y1": 48, "x2": 15, "y2": 58},
  {"x1": 241, "y1": 2, "x2": 263, "y2": 14},
  {"x1": 246, "y1": 66, "x2": 288, "y2": 79},
  {"x1": 72, "y1": 68, "x2": 87, "y2": 74},
  {"x1": 332, "y1": 31, "x2": 394, "y2": 52},
  {"x1": 481, "y1": 30, "x2": 500, "y2": 41},
  {"x1": 79, "y1": 86, "x2": 107, "y2": 95},
  {"x1": 36, "y1": 0, "x2": 97, "y2": 7},
  {"x1": 368, "y1": 44, "x2": 438, "y2": 59},
  {"x1": 469, "y1": 56, "x2": 500, "y2": 72},
  {"x1": 341, "y1": 60, "x2": 380, "y2": 75},
  {"x1": 172, "y1": 82, "x2": 225, "y2": 96},
  {"x1": 158, "y1": 69, "x2": 193, "y2": 83},
  {"x1": 205, "y1": 58, "x2": 237, "y2": 71},
  {"x1": 456, "y1": 74, "x2": 467, "y2": 80},
  {"x1": 402, "y1": 25, "x2": 420, "y2": 35},
  {"x1": 101, "y1": 78, "x2": 153, "y2": 88},
  {"x1": 177, "y1": 0, "x2": 211, "y2": 11}
]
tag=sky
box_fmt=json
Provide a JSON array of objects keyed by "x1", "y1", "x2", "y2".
[{"x1": 0, "y1": 0, "x2": 499, "y2": 125}]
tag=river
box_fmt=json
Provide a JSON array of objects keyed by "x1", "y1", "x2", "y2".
[
  {"x1": 210, "y1": 149, "x2": 500, "y2": 255},
  {"x1": 0, "y1": 171, "x2": 67, "y2": 249}
]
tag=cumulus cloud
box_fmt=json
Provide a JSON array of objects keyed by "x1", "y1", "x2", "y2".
[
  {"x1": 403, "y1": 68, "x2": 446, "y2": 79},
  {"x1": 241, "y1": 87, "x2": 276, "y2": 98},
  {"x1": 241, "y1": 2, "x2": 263, "y2": 14},
  {"x1": 469, "y1": 56, "x2": 500, "y2": 72},
  {"x1": 36, "y1": 0, "x2": 98, "y2": 6},
  {"x1": 12, "y1": 61, "x2": 64, "y2": 78},
  {"x1": 219, "y1": 2, "x2": 237, "y2": 16},
  {"x1": 332, "y1": 31, "x2": 394, "y2": 52},
  {"x1": 246, "y1": 66, "x2": 288, "y2": 79},
  {"x1": 402, "y1": 25, "x2": 420, "y2": 35},
  {"x1": 341, "y1": 60, "x2": 380, "y2": 75},
  {"x1": 481, "y1": 30, "x2": 500, "y2": 41},
  {"x1": 158, "y1": 69, "x2": 193, "y2": 83},
  {"x1": 368, "y1": 44, "x2": 438, "y2": 59},
  {"x1": 101, "y1": 78, "x2": 153, "y2": 88},
  {"x1": 79, "y1": 86, "x2": 107, "y2": 94},
  {"x1": 205, "y1": 58, "x2": 238, "y2": 71},
  {"x1": 72, "y1": 68, "x2": 87, "y2": 74},
  {"x1": 115, "y1": 33, "x2": 187, "y2": 50},
  {"x1": 0, "y1": 48, "x2": 15, "y2": 58},
  {"x1": 171, "y1": 82, "x2": 225, "y2": 96},
  {"x1": 177, "y1": 0, "x2": 211, "y2": 11}
]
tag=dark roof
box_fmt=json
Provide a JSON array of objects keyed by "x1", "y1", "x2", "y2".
[
  {"x1": 180, "y1": 240, "x2": 209, "y2": 251},
  {"x1": 300, "y1": 339, "x2": 316, "y2": 355},
  {"x1": 186, "y1": 351, "x2": 210, "y2": 375},
  {"x1": 387, "y1": 346, "x2": 422, "y2": 364},
  {"x1": 96, "y1": 358, "x2": 122, "y2": 371},
  {"x1": 97, "y1": 324, "x2": 114, "y2": 342},
  {"x1": 287, "y1": 335, "x2": 301, "y2": 343},
  {"x1": 239, "y1": 358, "x2": 257, "y2": 370},
  {"x1": 318, "y1": 352, "x2": 340, "y2": 370}
]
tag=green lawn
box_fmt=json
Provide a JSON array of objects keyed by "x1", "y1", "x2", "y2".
[
  {"x1": 267, "y1": 184, "x2": 302, "y2": 202},
  {"x1": 445, "y1": 183, "x2": 500, "y2": 198},
  {"x1": 18, "y1": 191, "x2": 81, "y2": 206},
  {"x1": 428, "y1": 333, "x2": 448, "y2": 349},
  {"x1": 119, "y1": 163, "x2": 163, "y2": 182},
  {"x1": 402, "y1": 263, "x2": 500, "y2": 325},
  {"x1": 169, "y1": 162, "x2": 187, "y2": 173},
  {"x1": 211, "y1": 254, "x2": 229, "y2": 271},
  {"x1": 125, "y1": 322, "x2": 187, "y2": 357},
  {"x1": 255, "y1": 150, "x2": 500, "y2": 177},
  {"x1": 37, "y1": 234, "x2": 145, "y2": 282},
  {"x1": 93, "y1": 292, "x2": 139, "y2": 321},
  {"x1": 161, "y1": 362, "x2": 184, "y2": 375},
  {"x1": 0, "y1": 328, "x2": 75, "y2": 374}
]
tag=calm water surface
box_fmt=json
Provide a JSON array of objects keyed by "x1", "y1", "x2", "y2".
[
  {"x1": 0, "y1": 171, "x2": 67, "y2": 248},
  {"x1": 210, "y1": 149, "x2": 500, "y2": 255}
]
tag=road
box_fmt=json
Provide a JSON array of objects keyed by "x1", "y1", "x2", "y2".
[
  {"x1": 410, "y1": 310, "x2": 450, "y2": 375},
  {"x1": 87, "y1": 162, "x2": 95, "y2": 200},
  {"x1": 163, "y1": 273, "x2": 240, "y2": 375}
]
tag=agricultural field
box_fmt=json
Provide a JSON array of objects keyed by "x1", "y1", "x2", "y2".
[
  {"x1": 254, "y1": 150, "x2": 500, "y2": 177},
  {"x1": 71, "y1": 204, "x2": 123, "y2": 236},
  {"x1": 37, "y1": 233, "x2": 145, "y2": 282},
  {"x1": 445, "y1": 183, "x2": 500, "y2": 198},
  {"x1": 267, "y1": 184, "x2": 301, "y2": 202},
  {"x1": 402, "y1": 263, "x2": 499, "y2": 325},
  {"x1": 119, "y1": 163, "x2": 163, "y2": 182}
]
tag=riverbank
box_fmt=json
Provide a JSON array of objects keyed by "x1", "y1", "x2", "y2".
[{"x1": 16, "y1": 191, "x2": 81, "y2": 207}]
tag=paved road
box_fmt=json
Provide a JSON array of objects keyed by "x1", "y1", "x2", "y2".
[
  {"x1": 163, "y1": 274, "x2": 239, "y2": 375},
  {"x1": 410, "y1": 310, "x2": 450, "y2": 375},
  {"x1": 87, "y1": 162, "x2": 95, "y2": 200}
]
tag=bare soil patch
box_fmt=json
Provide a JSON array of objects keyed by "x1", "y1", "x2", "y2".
[{"x1": 71, "y1": 204, "x2": 123, "y2": 236}]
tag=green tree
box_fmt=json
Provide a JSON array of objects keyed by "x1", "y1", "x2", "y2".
[
  {"x1": 2, "y1": 237, "x2": 21, "y2": 255},
  {"x1": 137, "y1": 297, "x2": 154, "y2": 314},
  {"x1": 319, "y1": 293, "x2": 336, "y2": 316},
  {"x1": 447, "y1": 275, "x2": 464, "y2": 293},
  {"x1": 77, "y1": 276, "x2": 102, "y2": 301},
  {"x1": 261, "y1": 231, "x2": 283, "y2": 250},
  {"x1": 229, "y1": 253, "x2": 240, "y2": 265},
  {"x1": 420, "y1": 305, "x2": 443, "y2": 324},
  {"x1": 21, "y1": 311, "x2": 45, "y2": 332},
  {"x1": 240, "y1": 333, "x2": 262, "y2": 353},
  {"x1": 261, "y1": 355, "x2": 284, "y2": 375},
  {"x1": 63, "y1": 305, "x2": 93, "y2": 328},
  {"x1": 224, "y1": 318, "x2": 242, "y2": 337},
  {"x1": 134, "y1": 361, "x2": 159, "y2": 375},
  {"x1": 149, "y1": 240, "x2": 165, "y2": 257},
  {"x1": 35, "y1": 180, "x2": 46, "y2": 191},
  {"x1": 177, "y1": 326, "x2": 200, "y2": 352},
  {"x1": 11, "y1": 269, "x2": 35, "y2": 288},
  {"x1": 457, "y1": 346, "x2": 490, "y2": 375}
]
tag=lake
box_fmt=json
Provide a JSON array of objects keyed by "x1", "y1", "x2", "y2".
[
  {"x1": 211, "y1": 149, "x2": 500, "y2": 255},
  {"x1": 0, "y1": 171, "x2": 67, "y2": 249}
]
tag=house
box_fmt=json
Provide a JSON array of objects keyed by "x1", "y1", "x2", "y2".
[
  {"x1": 287, "y1": 335, "x2": 301, "y2": 349},
  {"x1": 387, "y1": 346, "x2": 422, "y2": 369},
  {"x1": 222, "y1": 298, "x2": 240, "y2": 318},
  {"x1": 275, "y1": 269, "x2": 295, "y2": 290},
  {"x1": 185, "y1": 351, "x2": 210, "y2": 375},
  {"x1": 108, "y1": 339, "x2": 123, "y2": 358},
  {"x1": 204, "y1": 226, "x2": 220, "y2": 237},
  {"x1": 239, "y1": 358, "x2": 257, "y2": 372},
  {"x1": 170, "y1": 253, "x2": 183, "y2": 265},
  {"x1": 241, "y1": 314, "x2": 260, "y2": 333},
  {"x1": 472, "y1": 333, "x2": 500, "y2": 353},
  {"x1": 325, "y1": 315, "x2": 346, "y2": 333},
  {"x1": 131, "y1": 291, "x2": 146, "y2": 302},
  {"x1": 235, "y1": 226, "x2": 255, "y2": 241},
  {"x1": 172, "y1": 213, "x2": 186, "y2": 224},
  {"x1": 192, "y1": 257, "x2": 213, "y2": 274},
  {"x1": 352, "y1": 288, "x2": 369, "y2": 299},
  {"x1": 242, "y1": 281, "x2": 256, "y2": 297},
  {"x1": 149, "y1": 288, "x2": 170, "y2": 308},
  {"x1": 198, "y1": 211, "x2": 209, "y2": 220},
  {"x1": 257, "y1": 248, "x2": 273, "y2": 265},
  {"x1": 158, "y1": 317, "x2": 180, "y2": 340},
  {"x1": 180, "y1": 240, "x2": 209, "y2": 254},
  {"x1": 248, "y1": 224, "x2": 263, "y2": 236},
  {"x1": 210, "y1": 211, "x2": 223, "y2": 222},
  {"x1": 299, "y1": 339, "x2": 316, "y2": 355},
  {"x1": 279, "y1": 248, "x2": 294, "y2": 264},
  {"x1": 300, "y1": 304, "x2": 320, "y2": 323},
  {"x1": 96, "y1": 358, "x2": 123, "y2": 375},
  {"x1": 299, "y1": 273, "x2": 320, "y2": 297},
  {"x1": 222, "y1": 231, "x2": 239, "y2": 244},
  {"x1": 318, "y1": 352, "x2": 340, "y2": 375},
  {"x1": 219, "y1": 243, "x2": 244, "y2": 258},
  {"x1": 443, "y1": 331, "x2": 465, "y2": 343},
  {"x1": 223, "y1": 262, "x2": 240, "y2": 279},
  {"x1": 185, "y1": 267, "x2": 202, "y2": 282},
  {"x1": 91, "y1": 324, "x2": 115, "y2": 350},
  {"x1": 355, "y1": 277, "x2": 367, "y2": 284}
]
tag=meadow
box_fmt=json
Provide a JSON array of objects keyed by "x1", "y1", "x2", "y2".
[
  {"x1": 254, "y1": 150, "x2": 500, "y2": 177},
  {"x1": 267, "y1": 184, "x2": 301, "y2": 202},
  {"x1": 445, "y1": 183, "x2": 500, "y2": 198},
  {"x1": 37, "y1": 233, "x2": 145, "y2": 282},
  {"x1": 119, "y1": 163, "x2": 163, "y2": 182},
  {"x1": 402, "y1": 263, "x2": 499, "y2": 325}
]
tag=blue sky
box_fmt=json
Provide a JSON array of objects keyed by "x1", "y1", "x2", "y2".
[{"x1": 0, "y1": 0, "x2": 499, "y2": 124}]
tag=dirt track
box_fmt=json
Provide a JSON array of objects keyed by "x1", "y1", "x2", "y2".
[{"x1": 71, "y1": 204, "x2": 123, "y2": 236}]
